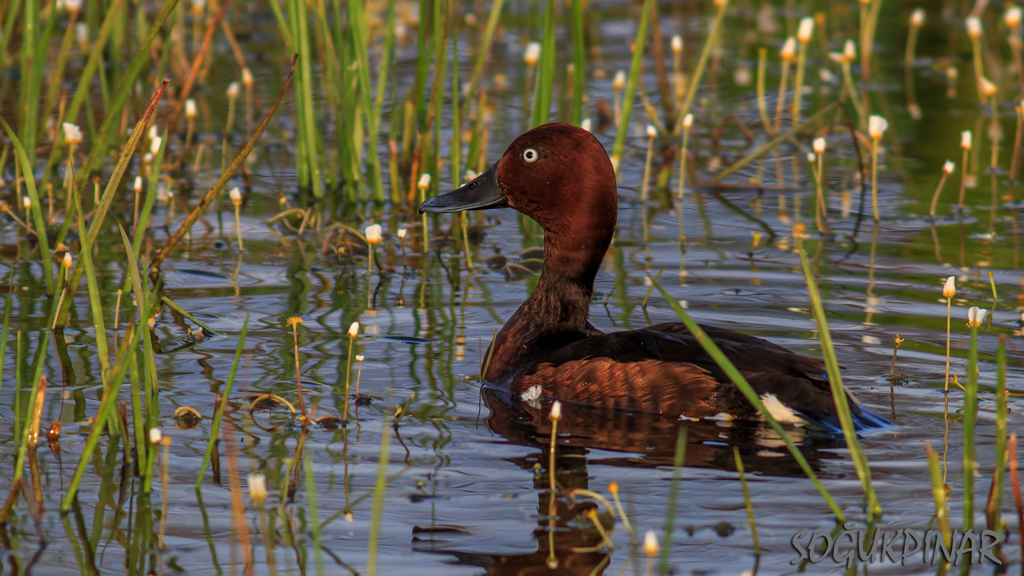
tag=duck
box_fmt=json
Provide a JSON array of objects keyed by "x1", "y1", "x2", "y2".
[{"x1": 420, "y1": 122, "x2": 891, "y2": 432}]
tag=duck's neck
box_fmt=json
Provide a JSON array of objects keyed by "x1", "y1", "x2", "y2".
[{"x1": 483, "y1": 224, "x2": 613, "y2": 382}]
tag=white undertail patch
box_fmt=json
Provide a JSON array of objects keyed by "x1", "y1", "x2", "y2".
[
  {"x1": 759, "y1": 393, "x2": 807, "y2": 426},
  {"x1": 520, "y1": 385, "x2": 543, "y2": 409}
]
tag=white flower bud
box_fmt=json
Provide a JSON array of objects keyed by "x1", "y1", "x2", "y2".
[
  {"x1": 868, "y1": 115, "x2": 888, "y2": 140},
  {"x1": 967, "y1": 306, "x2": 987, "y2": 327},
  {"x1": 65, "y1": 0, "x2": 81, "y2": 13},
  {"x1": 149, "y1": 427, "x2": 162, "y2": 444},
  {"x1": 418, "y1": 173, "x2": 431, "y2": 189},
  {"x1": 185, "y1": 99, "x2": 197, "y2": 118},
  {"x1": 22, "y1": 196, "x2": 31, "y2": 209},
  {"x1": 781, "y1": 37, "x2": 797, "y2": 61},
  {"x1": 524, "y1": 42, "x2": 541, "y2": 66},
  {"x1": 979, "y1": 76, "x2": 998, "y2": 97},
  {"x1": 242, "y1": 67, "x2": 253, "y2": 86},
  {"x1": 355, "y1": 354, "x2": 365, "y2": 362},
  {"x1": 943, "y1": 161, "x2": 955, "y2": 175},
  {"x1": 646, "y1": 125, "x2": 656, "y2": 138},
  {"x1": 226, "y1": 81, "x2": 240, "y2": 99},
  {"x1": 150, "y1": 135, "x2": 162, "y2": 155},
  {"x1": 844, "y1": 40, "x2": 856, "y2": 62},
  {"x1": 348, "y1": 321, "x2": 360, "y2": 338},
  {"x1": 1007, "y1": 7, "x2": 1022, "y2": 29},
  {"x1": 807, "y1": 152, "x2": 817, "y2": 164},
  {"x1": 813, "y1": 137, "x2": 826, "y2": 155},
  {"x1": 365, "y1": 224, "x2": 382, "y2": 245},
  {"x1": 397, "y1": 228, "x2": 407, "y2": 239},
  {"x1": 248, "y1": 473, "x2": 267, "y2": 503},
  {"x1": 910, "y1": 8, "x2": 925, "y2": 28},
  {"x1": 62, "y1": 122, "x2": 82, "y2": 144},
  {"x1": 961, "y1": 130, "x2": 972, "y2": 150},
  {"x1": 134, "y1": 176, "x2": 143, "y2": 192},
  {"x1": 965, "y1": 16, "x2": 982, "y2": 39},
  {"x1": 682, "y1": 113, "x2": 693, "y2": 130},
  {"x1": 797, "y1": 17, "x2": 814, "y2": 44},
  {"x1": 613, "y1": 70, "x2": 626, "y2": 91},
  {"x1": 943, "y1": 276, "x2": 956, "y2": 298},
  {"x1": 671, "y1": 35, "x2": 683, "y2": 54},
  {"x1": 229, "y1": 187, "x2": 242, "y2": 205},
  {"x1": 581, "y1": 118, "x2": 592, "y2": 132},
  {"x1": 62, "y1": 252, "x2": 73, "y2": 268},
  {"x1": 643, "y1": 531, "x2": 660, "y2": 557},
  {"x1": 549, "y1": 400, "x2": 561, "y2": 420}
]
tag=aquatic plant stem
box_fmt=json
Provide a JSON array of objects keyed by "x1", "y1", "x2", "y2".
[
  {"x1": 610, "y1": 0, "x2": 654, "y2": 170},
  {"x1": 870, "y1": 137, "x2": 880, "y2": 221},
  {"x1": 366, "y1": 420, "x2": 392, "y2": 576},
  {"x1": 657, "y1": 428, "x2": 685, "y2": 575},
  {"x1": 945, "y1": 298, "x2": 952, "y2": 392},
  {"x1": 963, "y1": 322, "x2": 979, "y2": 535},
  {"x1": 195, "y1": 316, "x2": 249, "y2": 488},
  {"x1": 797, "y1": 240, "x2": 881, "y2": 522}
]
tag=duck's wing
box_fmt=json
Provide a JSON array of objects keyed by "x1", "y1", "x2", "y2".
[{"x1": 511, "y1": 323, "x2": 891, "y2": 431}]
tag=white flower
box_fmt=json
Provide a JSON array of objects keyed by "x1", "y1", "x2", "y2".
[
  {"x1": 943, "y1": 276, "x2": 956, "y2": 298},
  {"x1": 150, "y1": 135, "x2": 162, "y2": 155},
  {"x1": 229, "y1": 187, "x2": 242, "y2": 205},
  {"x1": 248, "y1": 473, "x2": 267, "y2": 503},
  {"x1": 227, "y1": 82, "x2": 240, "y2": 99},
  {"x1": 612, "y1": 70, "x2": 626, "y2": 91},
  {"x1": 965, "y1": 16, "x2": 982, "y2": 39},
  {"x1": 1007, "y1": 7, "x2": 1022, "y2": 29},
  {"x1": 185, "y1": 99, "x2": 197, "y2": 118},
  {"x1": 910, "y1": 8, "x2": 925, "y2": 28},
  {"x1": 643, "y1": 531, "x2": 660, "y2": 557},
  {"x1": 797, "y1": 17, "x2": 814, "y2": 44},
  {"x1": 671, "y1": 35, "x2": 683, "y2": 54},
  {"x1": 62, "y1": 252, "x2": 73, "y2": 268},
  {"x1": 843, "y1": 40, "x2": 856, "y2": 62},
  {"x1": 242, "y1": 67, "x2": 253, "y2": 86},
  {"x1": 780, "y1": 37, "x2": 797, "y2": 61},
  {"x1": 22, "y1": 196, "x2": 31, "y2": 209},
  {"x1": 365, "y1": 224, "x2": 382, "y2": 245},
  {"x1": 682, "y1": 113, "x2": 693, "y2": 130},
  {"x1": 417, "y1": 173, "x2": 431, "y2": 189},
  {"x1": 523, "y1": 42, "x2": 541, "y2": 66},
  {"x1": 868, "y1": 115, "x2": 888, "y2": 140},
  {"x1": 62, "y1": 122, "x2": 82, "y2": 145},
  {"x1": 979, "y1": 76, "x2": 997, "y2": 98},
  {"x1": 581, "y1": 118, "x2": 592, "y2": 132},
  {"x1": 348, "y1": 321, "x2": 360, "y2": 338},
  {"x1": 549, "y1": 400, "x2": 561, "y2": 421},
  {"x1": 961, "y1": 130, "x2": 972, "y2": 150},
  {"x1": 133, "y1": 176, "x2": 142, "y2": 193},
  {"x1": 397, "y1": 228, "x2": 407, "y2": 239},
  {"x1": 943, "y1": 161, "x2": 955, "y2": 175},
  {"x1": 148, "y1": 125, "x2": 159, "y2": 140},
  {"x1": 149, "y1": 428, "x2": 162, "y2": 444},
  {"x1": 65, "y1": 0, "x2": 81, "y2": 13},
  {"x1": 813, "y1": 137, "x2": 826, "y2": 155},
  {"x1": 355, "y1": 354, "x2": 365, "y2": 362},
  {"x1": 806, "y1": 152, "x2": 816, "y2": 163},
  {"x1": 967, "y1": 306, "x2": 987, "y2": 327},
  {"x1": 646, "y1": 125, "x2": 656, "y2": 138}
]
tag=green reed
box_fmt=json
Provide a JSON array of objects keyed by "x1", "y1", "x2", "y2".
[
  {"x1": 195, "y1": 316, "x2": 250, "y2": 488},
  {"x1": 530, "y1": 0, "x2": 556, "y2": 128},
  {"x1": 733, "y1": 447, "x2": 760, "y2": 559},
  {"x1": 291, "y1": 0, "x2": 322, "y2": 198},
  {"x1": 963, "y1": 317, "x2": 980, "y2": 538},
  {"x1": 796, "y1": 240, "x2": 881, "y2": 522},
  {"x1": 986, "y1": 336, "x2": 1008, "y2": 536},
  {"x1": 610, "y1": 0, "x2": 653, "y2": 170},
  {"x1": 652, "y1": 281, "x2": 845, "y2": 521},
  {"x1": 570, "y1": 0, "x2": 585, "y2": 125},
  {"x1": 657, "y1": 427, "x2": 686, "y2": 576},
  {"x1": 366, "y1": 418, "x2": 392, "y2": 576}
]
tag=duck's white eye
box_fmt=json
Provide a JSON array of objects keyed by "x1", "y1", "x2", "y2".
[{"x1": 522, "y1": 148, "x2": 539, "y2": 163}]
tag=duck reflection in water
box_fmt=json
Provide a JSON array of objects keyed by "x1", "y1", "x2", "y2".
[{"x1": 413, "y1": 390, "x2": 844, "y2": 575}]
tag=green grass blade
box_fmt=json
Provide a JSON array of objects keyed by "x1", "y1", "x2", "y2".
[
  {"x1": 610, "y1": 0, "x2": 653, "y2": 170},
  {"x1": 366, "y1": 419, "x2": 392, "y2": 576},
  {"x1": 796, "y1": 240, "x2": 880, "y2": 521},
  {"x1": 195, "y1": 315, "x2": 250, "y2": 489}
]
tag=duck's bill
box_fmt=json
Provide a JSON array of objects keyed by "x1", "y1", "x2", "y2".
[{"x1": 419, "y1": 162, "x2": 508, "y2": 213}]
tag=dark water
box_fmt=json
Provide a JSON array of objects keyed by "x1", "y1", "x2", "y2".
[{"x1": 2, "y1": 1, "x2": 1024, "y2": 574}]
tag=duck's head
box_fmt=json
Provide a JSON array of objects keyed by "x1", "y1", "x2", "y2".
[{"x1": 420, "y1": 123, "x2": 617, "y2": 238}]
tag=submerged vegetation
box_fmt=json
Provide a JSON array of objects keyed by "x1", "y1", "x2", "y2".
[{"x1": 0, "y1": 0, "x2": 1022, "y2": 573}]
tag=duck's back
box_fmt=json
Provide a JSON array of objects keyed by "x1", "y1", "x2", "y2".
[{"x1": 506, "y1": 322, "x2": 890, "y2": 431}]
